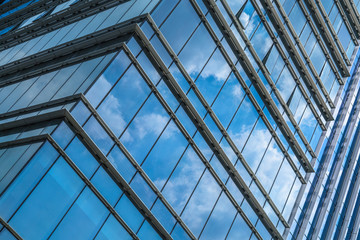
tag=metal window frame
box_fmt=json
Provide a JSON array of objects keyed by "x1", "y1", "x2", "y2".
[
  {"x1": 0, "y1": 15, "x2": 147, "y2": 86},
  {"x1": 0, "y1": 133, "x2": 140, "y2": 239},
  {"x1": 134, "y1": 18, "x2": 283, "y2": 240},
  {"x1": 315, "y1": 0, "x2": 352, "y2": 66},
  {"x1": 202, "y1": 0, "x2": 314, "y2": 173},
  {"x1": 248, "y1": 0, "x2": 327, "y2": 131},
  {"x1": 257, "y1": 0, "x2": 339, "y2": 113},
  {"x1": 300, "y1": 0, "x2": 353, "y2": 75},
  {"x1": 259, "y1": 0, "x2": 343, "y2": 111},
  {"x1": 145, "y1": 10, "x2": 292, "y2": 229},
  {"x1": 0, "y1": 109, "x2": 173, "y2": 240},
  {"x1": 333, "y1": 0, "x2": 360, "y2": 41},
  {"x1": 0, "y1": 12, "x2": 306, "y2": 238},
  {"x1": 0, "y1": 90, "x2": 199, "y2": 239},
  {"x1": 225, "y1": 0, "x2": 319, "y2": 157},
  {"x1": 0, "y1": 44, "x2": 264, "y2": 240},
  {"x1": 120, "y1": 44, "x2": 262, "y2": 240}
]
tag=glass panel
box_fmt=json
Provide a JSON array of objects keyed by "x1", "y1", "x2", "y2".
[
  {"x1": 97, "y1": 65, "x2": 151, "y2": 137},
  {"x1": 181, "y1": 170, "x2": 221, "y2": 236},
  {"x1": 121, "y1": 93, "x2": 169, "y2": 163},
  {"x1": 142, "y1": 120, "x2": 188, "y2": 190},
  {"x1": 137, "y1": 220, "x2": 162, "y2": 240},
  {"x1": 95, "y1": 214, "x2": 132, "y2": 240},
  {"x1": 162, "y1": 147, "x2": 205, "y2": 213},
  {"x1": 107, "y1": 146, "x2": 135, "y2": 183},
  {"x1": 10, "y1": 157, "x2": 84, "y2": 240},
  {"x1": 0, "y1": 142, "x2": 59, "y2": 220},
  {"x1": 50, "y1": 187, "x2": 109, "y2": 239},
  {"x1": 178, "y1": 24, "x2": 216, "y2": 79},
  {"x1": 65, "y1": 137, "x2": 99, "y2": 179},
  {"x1": 115, "y1": 194, "x2": 143, "y2": 232},
  {"x1": 160, "y1": 0, "x2": 200, "y2": 54},
  {"x1": 200, "y1": 192, "x2": 237, "y2": 240}
]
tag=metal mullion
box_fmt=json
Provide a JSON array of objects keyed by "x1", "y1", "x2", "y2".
[
  {"x1": 334, "y1": 0, "x2": 360, "y2": 41},
  {"x1": 349, "y1": 0, "x2": 360, "y2": 26},
  {"x1": 224, "y1": 0, "x2": 319, "y2": 157},
  {"x1": 224, "y1": 211, "x2": 241, "y2": 240},
  {"x1": 199, "y1": 0, "x2": 314, "y2": 173},
  {"x1": 315, "y1": 0, "x2": 352, "y2": 66},
  {"x1": 257, "y1": 0, "x2": 339, "y2": 112},
  {"x1": 247, "y1": 0, "x2": 326, "y2": 131},
  {"x1": 45, "y1": 135, "x2": 139, "y2": 240},
  {"x1": 0, "y1": 81, "x2": 20, "y2": 107},
  {"x1": 122, "y1": 41, "x2": 264, "y2": 239},
  {"x1": 77, "y1": 94, "x2": 197, "y2": 240},
  {"x1": 299, "y1": 0, "x2": 352, "y2": 76},
  {"x1": 272, "y1": 0, "x2": 342, "y2": 107},
  {"x1": 0, "y1": 216, "x2": 23, "y2": 240},
  {"x1": 293, "y1": 57, "x2": 360, "y2": 240},
  {"x1": 134, "y1": 19, "x2": 282, "y2": 239}
]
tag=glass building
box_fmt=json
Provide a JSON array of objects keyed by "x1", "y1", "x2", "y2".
[{"x1": 0, "y1": 0, "x2": 360, "y2": 239}]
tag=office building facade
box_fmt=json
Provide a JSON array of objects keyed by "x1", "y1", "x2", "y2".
[{"x1": 0, "y1": 0, "x2": 360, "y2": 239}]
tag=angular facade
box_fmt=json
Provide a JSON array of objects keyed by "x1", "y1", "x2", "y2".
[{"x1": 0, "y1": 0, "x2": 360, "y2": 239}]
